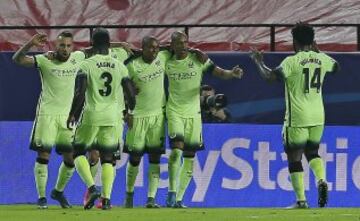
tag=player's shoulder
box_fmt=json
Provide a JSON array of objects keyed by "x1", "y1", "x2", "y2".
[
  {"x1": 112, "y1": 56, "x2": 127, "y2": 69},
  {"x1": 68, "y1": 51, "x2": 86, "y2": 64},
  {"x1": 124, "y1": 54, "x2": 142, "y2": 66},
  {"x1": 110, "y1": 47, "x2": 127, "y2": 54},
  {"x1": 280, "y1": 54, "x2": 296, "y2": 66},
  {"x1": 34, "y1": 53, "x2": 47, "y2": 62},
  {"x1": 317, "y1": 52, "x2": 336, "y2": 62},
  {"x1": 72, "y1": 50, "x2": 85, "y2": 57},
  {"x1": 158, "y1": 50, "x2": 171, "y2": 58}
]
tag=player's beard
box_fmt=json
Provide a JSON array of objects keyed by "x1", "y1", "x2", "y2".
[{"x1": 56, "y1": 52, "x2": 70, "y2": 62}]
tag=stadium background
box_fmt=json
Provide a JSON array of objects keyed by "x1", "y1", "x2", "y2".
[{"x1": 0, "y1": 0, "x2": 360, "y2": 208}]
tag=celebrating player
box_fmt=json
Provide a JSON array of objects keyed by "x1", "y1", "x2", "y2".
[
  {"x1": 250, "y1": 23, "x2": 339, "y2": 208},
  {"x1": 12, "y1": 32, "x2": 85, "y2": 209},
  {"x1": 166, "y1": 31, "x2": 244, "y2": 208},
  {"x1": 67, "y1": 27, "x2": 136, "y2": 210},
  {"x1": 123, "y1": 36, "x2": 170, "y2": 208}
]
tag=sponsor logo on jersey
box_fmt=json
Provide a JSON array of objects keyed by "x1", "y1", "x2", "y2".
[
  {"x1": 188, "y1": 61, "x2": 194, "y2": 68},
  {"x1": 50, "y1": 68, "x2": 77, "y2": 77},
  {"x1": 168, "y1": 71, "x2": 197, "y2": 80}
]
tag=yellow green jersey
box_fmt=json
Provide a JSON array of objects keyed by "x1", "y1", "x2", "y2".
[
  {"x1": 126, "y1": 50, "x2": 171, "y2": 117},
  {"x1": 279, "y1": 51, "x2": 336, "y2": 127},
  {"x1": 34, "y1": 51, "x2": 85, "y2": 116},
  {"x1": 166, "y1": 53, "x2": 214, "y2": 117},
  {"x1": 79, "y1": 54, "x2": 129, "y2": 126}
]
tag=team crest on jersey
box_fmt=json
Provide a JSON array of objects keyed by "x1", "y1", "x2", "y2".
[
  {"x1": 155, "y1": 60, "x2": 161, "y2": 66},
  {"x1": 70, "y1": 58, "x2": 76, "y2": 65},
  {"x1": 188, "y1": 61, "x2": 194, "y2": 68},
  {"x1": 169, "y1": 133, "x2": 177, "y2": 139},
  {"x1": 112, "y1": 55, "x2": 118, "y2": 59}
]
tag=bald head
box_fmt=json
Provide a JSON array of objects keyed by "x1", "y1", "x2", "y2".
[
  {"x1": 142, "y1": 36, "x2": 159, "y2": 49},
  {"x1": 142, "y1": 36, "x2": 159, "y2": 63},
  {"x1": 171, "y1": 31, "x2": 188, "y2": 42}
]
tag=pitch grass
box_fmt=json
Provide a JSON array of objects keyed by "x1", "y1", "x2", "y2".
[{"x1": 0, "y1": 205, "x2": 360, "y2": 221}]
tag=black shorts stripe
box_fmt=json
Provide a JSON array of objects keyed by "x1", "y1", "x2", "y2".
[
  {"x1": 285, "y1": 82, "x2": 292, "y2": 127},
  {"x1": 285, "y1": 126, "x2": 289, "y2": 148}
]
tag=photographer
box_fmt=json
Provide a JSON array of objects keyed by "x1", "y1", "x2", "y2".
[{"x1": 200, "y1": 85, "x2": 232, "y2": 123}]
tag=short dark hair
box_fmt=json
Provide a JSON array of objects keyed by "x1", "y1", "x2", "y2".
[
  {"x1": 92, "y1": 27, "x2": 110, "y2": 47},
  {"x1": 57, "y1": 31, "x2": 73, "y2": 39},
  {"x1": 291, "y1": 23, "x2": 315, "y2": 46}
]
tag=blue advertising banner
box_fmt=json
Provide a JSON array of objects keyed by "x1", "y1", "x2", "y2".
[{"x1": 0, "y1": 122, "x2": 359, "y2": 207}]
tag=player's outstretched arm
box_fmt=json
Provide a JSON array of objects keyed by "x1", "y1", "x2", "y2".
[
  {"x1": 249, "y1": 47, "x2": 278, "y2": 82},
  {"x1": 122, "y1": 78, "x2": 137, "y2": 129},
  {"x1": 188, "y1": 48, "x2": 209, "y2": 64},
  {"x1": 12, "y1": 33, "x2": 47, "y2": 67},
  {"x1": 212, "y1": 65, "x2": 244, "y2": 80},
  {"x1": 67, "y1": 71, "x2": 87, "y2": 130}
]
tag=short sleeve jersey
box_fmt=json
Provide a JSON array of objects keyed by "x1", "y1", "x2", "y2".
[
  {"x1": 126, "y1": 50, "x2": 171, "y2": 117},
  {"x1": 34, "y1": 51, "x2": 85, "y2": 116},
  {"x1": 110, "y1": 47, "x2": 130, "y2": 63},
  {"x1": 280, "y1": 51, "x2": 336, "y2": 127},
  {"x1": 166, "y1": 53, "x2": 214, "y2": 117},
  {"x1": 79, "y1": 54, "x2": 129, "y2": 126}
]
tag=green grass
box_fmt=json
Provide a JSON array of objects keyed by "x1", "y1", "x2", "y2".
[{"x1": 0, "y1": 205, "x2": 360, "y2": 221}]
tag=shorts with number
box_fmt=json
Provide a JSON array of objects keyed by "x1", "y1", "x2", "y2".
[
  {"x1": 74, "y1": 124, "x2": 119, "y2": 153},
  {"x1": 124, "y1": 114, "x2": 165, "y2": 156},
  {"x1": 282, "y1": 125, "x2": 324, "y2": 151},
  {"x1": 167, "y1": 112, "x2": 203, "y2": 151},
  {"x1": 30, "y1": 115, "x2": 74, "y2": 154}
]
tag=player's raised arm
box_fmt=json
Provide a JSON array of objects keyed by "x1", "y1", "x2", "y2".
[
  {"x1": 250, "y1": 47, "x2": 280, "y2": 82},
  {"x1": 12, "y1": 33, "x2": 47, "y2": 67},
  {"x1": 67, "y1": 70, "x2": 87, "y2": 129}
]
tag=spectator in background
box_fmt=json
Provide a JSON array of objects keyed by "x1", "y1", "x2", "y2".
[{"x1": 200, "y1": 85, "x2": 232, "y2": 123}]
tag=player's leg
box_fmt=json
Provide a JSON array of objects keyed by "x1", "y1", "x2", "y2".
[
  {"x1": 145, "y1": 154, "x2": 161, "y2": 208},
  {"x1": 51, "y1": 118, "x2": 76, "y2": 208},
  {"x1": 167, "y1": 113, "x2": 185, "y2": 207},
  {"x1": 30, "y1": 115, "x2": 56, "y2": 209},
  {"x1": 305, "y1": 125, "x2": 327, "y2": 207},
  {"x1": 124, "y1": 154, "x2": 142, "y2": 208},
  {"x1": 174, "y1": 151, "x2": 195, "y2": 208},
  {"x1": 284, "y1": 126, "x2": 308, "y2": 209},
  {"x1": 34, "y1": 151, "x2": 51, "y2": 209},
  {"x1": 95, "y1": 123, "x2": 123, "y2": 209},
  {"x1": 83, "y1": 149, "x2": 100, "y2": 206},
  {"x1": 174, "y1": 116, "x2": 202, "y2": 208},
  {"x1": 89, "y1": 149, "x2": 100, "y2": 179},
  {"x1": 73, "y1": 124, "x2": 100, "y2": 209},
  {"x1": 145, "y1": 114, "x2": 165, "y2": 208},
  {"x1": 97, "y1": 126, "x2": 119, "y2": 210},
  {"x1": 123, "y1": 117, "x2": 146, "y2": 208}
]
